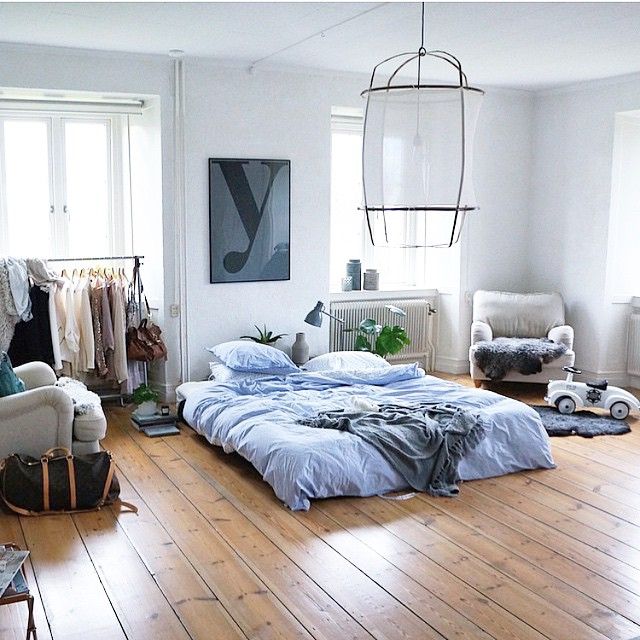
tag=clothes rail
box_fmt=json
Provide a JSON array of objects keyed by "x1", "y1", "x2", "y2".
[
  {"x1": 46, "y1": 253, "x2": 148, "y2": 402},
  {"x1": 47, "y1": 255, "x2": 144, "y2": 263}
]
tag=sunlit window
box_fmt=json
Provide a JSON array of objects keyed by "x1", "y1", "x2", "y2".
[
  {"x1": 0, "y1": 112, "x2": 131, "y2": 258},
  {"x1": 606, "y1": 110, "x2": 640, "y2": 299},
  {"x1": 330, "y1": 112, "x2": 427, "y2": 292}
]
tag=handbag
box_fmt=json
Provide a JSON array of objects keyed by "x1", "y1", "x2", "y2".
[
  {"x1": 127, "y1": 317, "x2": 168, "y2": 362},
  {"x1": 0, "y1": 447, "x2": 135, "y2": 516},
  {"x1": 125, "y1": 266, "x2": 168, "y2": 363}
]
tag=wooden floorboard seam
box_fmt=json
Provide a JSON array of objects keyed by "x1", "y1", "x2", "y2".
[
  {"x1": 109, "y1": 414, "x2": 365, "y2": 640},
  {"x1": 162, "y1": 431, "x2": 448, "y2": 640}
]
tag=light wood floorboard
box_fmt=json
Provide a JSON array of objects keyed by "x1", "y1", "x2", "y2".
[{"x1": 0, "y1": 375, "x2": 639, "y2": 639}]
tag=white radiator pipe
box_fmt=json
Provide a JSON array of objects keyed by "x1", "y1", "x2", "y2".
[{"x1": 172, "y1": 51, "x2": 190, "y2": 383}]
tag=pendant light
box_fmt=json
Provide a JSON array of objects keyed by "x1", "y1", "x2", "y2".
[{"x1": 361, "y1": 3, "x2": 484, "y2": 248}]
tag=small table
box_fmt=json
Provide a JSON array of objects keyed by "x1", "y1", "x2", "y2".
[{"x1": 0, "y1": 543, "x2": 36, "y2": 640}]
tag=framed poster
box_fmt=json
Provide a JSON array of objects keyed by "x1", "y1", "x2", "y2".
[{"x1": 209, "y1": 158, "x2": 290, "y2": 284}]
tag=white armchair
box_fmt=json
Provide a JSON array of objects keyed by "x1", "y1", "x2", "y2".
[
  {"x1": 470, "y1": 291, "x2": 575, "y2": 386},
  {"x1": 0, "y1": 362, "x2": 106, "y2": 458}
]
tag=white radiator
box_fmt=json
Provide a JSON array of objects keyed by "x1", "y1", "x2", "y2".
[
  {"x1": 628, "y1": 314, "x2": 640, "y2": 376},
  {"x1": 329, "y1": 295, "x2": 438, "y2": 371}
]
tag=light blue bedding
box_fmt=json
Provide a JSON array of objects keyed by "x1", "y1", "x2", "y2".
[{"x1": 181, "y1": 364, "x2": 555, "y2": 510}]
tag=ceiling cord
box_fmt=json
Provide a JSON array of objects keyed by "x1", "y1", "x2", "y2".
[{"x1": 249, "y1": 2, "x2": 389, "y2": 72}]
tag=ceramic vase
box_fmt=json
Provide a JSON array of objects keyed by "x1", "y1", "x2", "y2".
[
  {"x1": 136, "y1": 400, "x2": 157, "y2": 416},
  {"x1": 291, "y1": 332, "x2": 310, "y2": 365}
]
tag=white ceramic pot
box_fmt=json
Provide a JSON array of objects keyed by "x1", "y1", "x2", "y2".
[{"x1": 136, "y1": 400, "x2": 157, "y2": 416}]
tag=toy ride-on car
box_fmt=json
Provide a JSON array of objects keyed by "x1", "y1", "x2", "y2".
[{"x1": 546, "y1": 366, "x2": 640, "y2": 420}]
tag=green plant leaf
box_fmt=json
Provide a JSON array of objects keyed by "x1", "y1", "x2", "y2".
[
  {"x1": 242, "y1": 325, "x2": 286, "y2": 344},
  {"x1": 374, "y1": 325, "x2": 411, "y2": 358},
  {"x1": 354, "y1": 334, "x2": 372, "y2": 352},
  {"x1": 358, "y1": 318, "x2": 379, "y2": 334},
  {"x1": 132, "y1": 383, "x2": 159, "y2": 405}
]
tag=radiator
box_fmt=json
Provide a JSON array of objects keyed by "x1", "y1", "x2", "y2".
[
  {"x1": 628, "y1": 314, "x2": 640, "y2": 376},
  {"x1": 329, "y1": 296, "x2": 438, "y2": 371}
]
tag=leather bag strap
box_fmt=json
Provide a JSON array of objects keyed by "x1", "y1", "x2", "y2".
[
  {"x1": 43, "y1": 447, "x2": 72, "y2": 459},
  {"x1": 100, "y1": 458, "x2": 116, "y2": 505},
  {"x1": 67, "y1": 455, "x2": 77, "y2": 511},
  {"x1": 41, "y1": 457, "x2": 50, "y2": 512}
]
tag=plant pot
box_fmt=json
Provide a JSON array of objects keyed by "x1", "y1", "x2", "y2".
[{"x1": 136, "y1": 400, "x2": 157, "y2": 416}]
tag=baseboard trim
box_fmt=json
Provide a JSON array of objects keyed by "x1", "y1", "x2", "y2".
[{"x1": 435, "y1": 356, "x2": 469, "y2": 375}]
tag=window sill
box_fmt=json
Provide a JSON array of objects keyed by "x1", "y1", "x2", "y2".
[{"x1": 330, "y1": 288, "x2": 438, "y2": 302}]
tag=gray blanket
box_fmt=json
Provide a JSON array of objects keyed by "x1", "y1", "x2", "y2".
[
  {"x1": 300, "y1": 403, "x2": 486, "y2": 497},
  {"x1": 472, "y1": 337, "x2": 567, "y2": 381}
]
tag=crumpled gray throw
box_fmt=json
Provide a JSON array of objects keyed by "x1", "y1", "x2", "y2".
[
  {"x1": 299, "y1": 403, "x2": 486, "y2": 497},
  {"x1": 472, "y1": 337, "x2": 567, "y2": 381}
]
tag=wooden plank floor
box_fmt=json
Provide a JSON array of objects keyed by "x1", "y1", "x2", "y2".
[{"x1": 2, "y1": 375, "x2": 640, "y2": 640}]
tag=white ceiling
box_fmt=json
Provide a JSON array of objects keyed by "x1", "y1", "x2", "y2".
[{"x1": 1, "y1": 2, "x2": 640, "y2": 90}]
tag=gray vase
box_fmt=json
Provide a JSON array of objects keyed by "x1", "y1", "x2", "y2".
[
  {"x1": 346, "y1": 259, "x2": 361, "y2": 291},
  {"x1": 291, "y1": 332, "x2": 310, "y2": 365}
]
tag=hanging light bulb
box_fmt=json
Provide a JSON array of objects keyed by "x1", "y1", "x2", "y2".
[{"x1": 361, "y1": 2, "x2": 484, "y2": 248}]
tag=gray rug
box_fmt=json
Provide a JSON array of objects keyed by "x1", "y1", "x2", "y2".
[{"x1": 532, "y1": 406, "x2": 631, "y2": 438}]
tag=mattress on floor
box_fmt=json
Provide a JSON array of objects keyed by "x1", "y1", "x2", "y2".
[{"x1": 178, "y1": 364, "x2": 555, "y2": 510}]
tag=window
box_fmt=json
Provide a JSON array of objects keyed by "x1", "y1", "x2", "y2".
[
  {"x1": 606, "y1": 110, "x2": 640, "y2": 299},
  {"x1": 330, "y1": 112, "x2": 428, "y2": 291},
  {"x1": 0, "y1": 111, "x2": 131, "y2": 258}
]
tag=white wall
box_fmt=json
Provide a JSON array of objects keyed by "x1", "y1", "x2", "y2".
[
  {"x1": 0, "y1": 42, "x2": 536, "y2": 385},
  {"x1": 183, "y1": 64, "x2": 535, "y2": 378},
  {"x1": 530, "y1": 73, "x2": 640, "y2": 381}
]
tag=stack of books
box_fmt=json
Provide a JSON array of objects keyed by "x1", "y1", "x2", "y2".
[{"x1": 131, "y1": 412, "x2": 180, "y2": 437}]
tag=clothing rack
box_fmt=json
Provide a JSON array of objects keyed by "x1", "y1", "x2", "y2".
[{"x1": 46, "y1": 254, "x2": 147, "y2": 403}]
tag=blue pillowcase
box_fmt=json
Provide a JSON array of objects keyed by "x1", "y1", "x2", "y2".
[
  {"x1": 0, "y1": 352, "x2": 26, "y2": 398},
  {"x1": 207, "y1": 341, "x2": 299, "y2": 374}
]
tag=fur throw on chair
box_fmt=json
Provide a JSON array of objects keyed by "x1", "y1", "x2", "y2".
[{"x1": 471, "y1": 338, "x2": 568, "y2": 381}]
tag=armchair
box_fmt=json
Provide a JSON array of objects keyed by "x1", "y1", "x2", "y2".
[
  {"x1": 470, "y1": 291, "x2": 575, "y2": 386},
  {"x1": 0, "y1": 362, "x2": 106, "y2": 459}
]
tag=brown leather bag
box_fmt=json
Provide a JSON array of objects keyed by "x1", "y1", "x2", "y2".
[
  {"x1": 0, "y1": 447, "x2": 136, "y2": 515},
  {"x1": 127, "y1": 318, "x2": 167, "y2": 362}
]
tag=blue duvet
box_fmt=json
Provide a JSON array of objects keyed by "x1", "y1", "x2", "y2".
[{"x1": 181, "y1": 364, "x2": 555, "y2": 510}]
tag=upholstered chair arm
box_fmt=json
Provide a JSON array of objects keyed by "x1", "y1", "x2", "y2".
[
  {"x1": 471, "y1": 320, "x2": 493, "y2": 345},
  {"x1": 13, "y1": 361, "x2": 57, "y2": 390},
  {"x1": 548, "y1": 324, "x2": 574, "y2": 350},
  {"x1": 0, "y1": 386, "x2": 74, "y2": 458}
]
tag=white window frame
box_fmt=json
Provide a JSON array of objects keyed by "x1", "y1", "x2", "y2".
[
  {"x1": 0, "y1": 110, "x2": 129, "y2": 258},
  {"x1": 330, "y1": 113, "x2": 424, "y2": 291}
]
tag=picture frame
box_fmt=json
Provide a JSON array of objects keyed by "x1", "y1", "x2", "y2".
[{"x1": 209, "y1": 158, "x2": 291, "y2": 284}]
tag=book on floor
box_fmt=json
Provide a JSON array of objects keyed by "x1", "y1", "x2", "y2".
[
  {"x1": 142, "y1": 423, "x2": 181, "y2": 438},
  {"x1": 131, "y1": 412, "x2": 178, "y2": 429}
]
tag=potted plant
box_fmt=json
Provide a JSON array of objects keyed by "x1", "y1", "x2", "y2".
[
  {"x1": 132, "y1": 383, "x2": 159, "y2": 416},
  {"x1": 240, "y1": 324, "x2": 287, "y2": 345},
  {"x1": 346, "y1": 319, "x2": 411, "y2": 359}
]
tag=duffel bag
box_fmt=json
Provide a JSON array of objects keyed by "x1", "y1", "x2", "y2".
[{"x1": 0, "y1": 447, "x2": 136, "y2": 515}]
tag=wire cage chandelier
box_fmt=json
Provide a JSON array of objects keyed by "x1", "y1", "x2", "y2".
[{"x1": 361, "y1": 3, "x2": 484, "y2": 248}]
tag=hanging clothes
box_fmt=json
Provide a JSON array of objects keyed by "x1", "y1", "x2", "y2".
[
  {"x1": 5, "y1": 258, "x2": 32, "y2": 322},
  {"x1": 54, "y1": 279, "x2": 80, "y2": 369},
  {"x1": 73, "y1": 276, "x2": 95, "y2": 372},
  {"x1": 89, "y1": 276, "x2": 109, "y2": 378},
  {"x1": 8, "y1": 285, "x2": 55, "y2": 367},
  {"x1": 109, "y1": 277, "x2": 128, "y2": 384},
  {"x1": 0, "y1": 259, "x2": 20, "y2": 352}
]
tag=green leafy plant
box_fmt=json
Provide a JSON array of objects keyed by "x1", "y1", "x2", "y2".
[
  {"x1": 347, "y1": 319, "x2": 411, "y2": 359},
  {"x1": 240, "y1": 324, "x2": 287, "y2": 345},
  {"x1": 132, "y1": 383, "x2": 159, "y2": 405}
]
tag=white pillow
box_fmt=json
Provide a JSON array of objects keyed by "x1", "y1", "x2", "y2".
[
  {"x1": 303, "y1": 351, "x2": 391, "y2": 372},
  {"x1": 207, "y1": 340, "x2": 298, "y2": 374},
  {"x1": 208, "y1": 362, "x2": 273, "y2": 382}
]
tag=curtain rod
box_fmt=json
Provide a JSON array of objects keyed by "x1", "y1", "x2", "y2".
[{"x1": 46, "y1": 255, "x2": 144, "y2": 262}]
